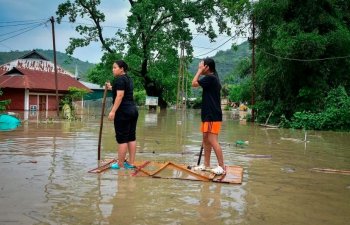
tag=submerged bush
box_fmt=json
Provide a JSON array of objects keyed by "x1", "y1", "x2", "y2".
[{"x1": 285, "y1": 86, "x2": 350, "y2": 131}]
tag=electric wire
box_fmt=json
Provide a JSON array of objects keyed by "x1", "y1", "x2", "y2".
[
  {"x1": 194, "y1": 36, "x2": 235, "y2": 58},
  {"x1": 0, "y1": 20, "x2": 47, "y2": 27},
  {"x1": 0, "y1": 19, "x2": 47, "y2": 23},
  {"x1": 0, "y1": 21, "x2": 47, "y2": 43},
  {"x1": 260, "y1": 49, "x2": 350, "y2": 62},
  {"x1": 0, "y1": 21, "x2": 48, "y2": 37}
]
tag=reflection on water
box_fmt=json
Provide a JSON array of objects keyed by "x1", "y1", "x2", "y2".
[{"x1": 0, "y1": 109, "x2": 350, "y2": 225}]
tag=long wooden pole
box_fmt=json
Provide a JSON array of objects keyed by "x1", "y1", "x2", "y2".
[
  {"x1": 98, "y1": 85, "x2": 108, "y2": 160},
  {"x1": 50, "y1": 16, "x2": 59, "y2": 117},
  {"x1": 197, "y1": 144, "x2": 204, "y2": 166}
]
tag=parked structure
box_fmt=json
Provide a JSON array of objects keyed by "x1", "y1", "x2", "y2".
[{"x1": 0, "y1": 50, "x2": 90, "y2": 111}]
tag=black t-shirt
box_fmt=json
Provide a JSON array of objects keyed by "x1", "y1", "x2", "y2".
[
  {"x1": 198, "y1": 74, "x2": 222, "y2": 122},
  {"x1": 112, "y1": 74, "x2": 135, "y2": 107}
]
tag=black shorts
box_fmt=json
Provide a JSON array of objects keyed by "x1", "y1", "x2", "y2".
[{"x1": 114, "y1": 106, "x2": 138, "y2": 144}]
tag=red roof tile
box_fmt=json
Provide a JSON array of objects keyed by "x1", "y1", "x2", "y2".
[{"x1": 0, "y1": 67, "x2": 90, "y2": 92}]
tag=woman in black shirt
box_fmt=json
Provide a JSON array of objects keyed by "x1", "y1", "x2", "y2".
[
  {"x1": 191, "y1": 58, "x2": 225, "y2": 175},
  {"x1": 107, "y1": 60, "x2": 138, "y2": 169}
]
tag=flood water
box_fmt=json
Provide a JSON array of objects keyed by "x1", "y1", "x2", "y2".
[{"x1": 0, "y1": 109, "x2": 349, "y2": 225}]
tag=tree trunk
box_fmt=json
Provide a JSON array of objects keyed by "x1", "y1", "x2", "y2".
[
  {"x1": 141, "y1": 59, "x2": 168, "y2": 109},
  {"x1": 143, "y1": 76, "x2": 168, "y2": 109}
]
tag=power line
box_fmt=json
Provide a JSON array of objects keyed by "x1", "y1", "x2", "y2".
[
  {"x1": 0, "y1": 43, "x2": 12, "y2": 50},
  {"x1": 260, "y1": 49, "x2": 350, "y2": 62},
  {"x1": 0, "y1": 19, "x2": 47, "y2": 23},
  {"x1": 0, "y1": 22, "x2": 47, "y2": 37},
  {"x1": 194, "y1": 36, "x2": 235, "y2": 58},
  {"x1": 0, "y1": 20, "x2": 47, "y2": 27},
  {"x1": 0, "y1": 21, "x2": 47, "y2": 43}
]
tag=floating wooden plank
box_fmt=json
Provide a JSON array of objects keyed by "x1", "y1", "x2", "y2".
[
  {"x1": 89, "y1": 160, "x2": 243, "y2": 184},
  {"x1": 310, "y1": 168, "x2": 350, "y2": 175},
  {"x1": 88, "y1": 158, "x2": 117, "y2": 173},
  {"x1": 150, "y1": 162, "x2": 211, "y2": 182},
  {"x1": 213, "y1": 166, "x2": 243, "y2": 184},
  {"x1": 131, "y1": 161, "x2": 151, "y2": 177}
]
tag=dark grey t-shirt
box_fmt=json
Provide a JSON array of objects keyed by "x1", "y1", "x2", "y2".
[
  {"x1": 198, "y1": 74, "x2": 222, "y2": 122},
  {"x1": 112, "y1": 74, "x2": 135, "y2": 107}
]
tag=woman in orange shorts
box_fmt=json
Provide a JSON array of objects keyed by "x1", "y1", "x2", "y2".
[{"x1": 191, "y1": 58, "x2": 225, "y2": 175}]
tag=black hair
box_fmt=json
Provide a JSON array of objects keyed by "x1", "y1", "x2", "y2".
[
  {"x1": 203, "y1": 57, "x2": 219, "y2": 78},
  {"x1": 114, "y1": 60, "x2": 128, "y2": 72}
]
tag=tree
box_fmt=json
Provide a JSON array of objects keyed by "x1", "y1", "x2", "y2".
[
  {"x1": 253, "y1": 0, "x2": 350, "y2": 121},
  {"x1": 0, "y1": 89, "x2": 10, "y2": 112},
  {"x1": 56, "y1": 0, "x2": 250, "y2": 108}
]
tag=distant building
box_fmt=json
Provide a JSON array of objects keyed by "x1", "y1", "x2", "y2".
[
  {"x1": 0, "y1": 50, "x2": 90, "y2": 111},
  {"x1": 79, "y1": 81, "x2": 109, "y2": 100}
]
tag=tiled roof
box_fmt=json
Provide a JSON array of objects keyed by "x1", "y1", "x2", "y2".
[
  {"x1": 79, "y1": 81, "x2": 105, "y2": 90},
  {"x1": 0, "y1": 67, "x2": 90, "y2": 92},
  {"x1": 0, "y1": 58, "x2": 73, "y2": 76}
]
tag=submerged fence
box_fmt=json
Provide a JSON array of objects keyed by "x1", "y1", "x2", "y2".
[{"x1": 73, "y1": 98, "x2": 113, "y2": 116}]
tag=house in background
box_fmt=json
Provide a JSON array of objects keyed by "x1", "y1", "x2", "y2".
[
  {"x1": 0, "y1": 50, "x2": 90, "y2": 111},
  {"x1": 79, "y1": 81, "x2": 110, "y2": 100}
]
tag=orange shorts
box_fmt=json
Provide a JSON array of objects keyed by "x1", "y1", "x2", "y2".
[{"x1": 200, "y1": 122, "x2": 222, "y2": 134}]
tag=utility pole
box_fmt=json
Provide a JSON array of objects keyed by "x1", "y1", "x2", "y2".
[
  {"x1": 251, "y1": 15, "x2": 256, "y2": 122},
  {"x1": 50, "y1": 16, "x2": 59, "y2": 117},
  {"x1": 176, "y1": 43, "x2": 186, "y2": 110}
]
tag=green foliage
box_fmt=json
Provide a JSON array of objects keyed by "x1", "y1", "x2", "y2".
[
  {"x1": 87, "y1": 52, "x2": 123, "y2": 86},
  {"x1": 60, "y1": 87, "x2": 89, "y2": 120},
  {"x1": 68, "y1": 87, "x2": 89, "y2": 101},
  {"x1": 0, "y1": 89, "x2": 10, "y2": 112},
  {"x1": 61, "y1": 87, "x2": 89, "y2": 105},
  {"x1": 283, "y1": 86, "x2": 350, "y2": 131},
  {"x1": 253, "y1": 0, "x2": 350, "y2": 128},
  {"x1": 134, "y1": 90, "x2": 146, "y2": 106},
  {"x1": 188, "y1": 42, "x2": 250, "y2": 83},
  {"x1": 228, "y1": 85, "x2": 242, "y2": 102},
  {"x1": 227, "y1": 80, "x2": 252, "y2": 104},
  {"x1": 56, "y1": 0, "x2": 251, "y2": 108},
  {"x1": 187, "y1": 97, "x2": 202, "y2": 109}
]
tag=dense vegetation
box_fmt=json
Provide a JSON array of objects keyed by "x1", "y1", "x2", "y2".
[
  {"x1": 0, "y1": 89, "x2": 10, "y2": 112},
  {"x1": 17, "y1": 0, "x2": 345, "y2": 131},
  {"x1": 250, "y1": 0, "x2": 350, "y2": 131},
  {"x1": 56, "y1": 0, "x2": 250, "y2": 108}
]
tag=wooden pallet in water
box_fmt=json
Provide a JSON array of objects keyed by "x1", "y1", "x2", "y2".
[{"x1": 89, "y1": 160, "x2": 243, "y2": 184}]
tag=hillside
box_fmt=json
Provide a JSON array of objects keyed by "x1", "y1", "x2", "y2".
[
  {"x1": 188, "y1": 41, "x2": 250, "y2": 82},
  {"x1": 0, "y1": 49, "x2": 95, "y2": 81},
  {"x1": 0, "y1": 42, "x2": 250, "y2": 82}
]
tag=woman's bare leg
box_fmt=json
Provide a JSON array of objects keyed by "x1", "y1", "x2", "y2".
[
  {"x1": 207, "y1": 133, "x2": 224, "y2": 168},
  {"x1": 118, "y1": 143, "x2": 128, "y2": 167},
  {"x1": 203, "y1": 133, "x2": 212, "y2": 167},
  {"x1": 127, "y1": 141, "x2": 136, "y2": 164}
]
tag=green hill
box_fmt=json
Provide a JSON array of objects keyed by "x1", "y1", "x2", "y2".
[
  {"x1": 0, "y1": 41, "x2": 250, "y2": 82},
  {"x1": 0, "y1": 49, "x2": 95, "y2": 81},
  {"x1": 188, "y1": 41, "x2": 250, "y2": 82}
]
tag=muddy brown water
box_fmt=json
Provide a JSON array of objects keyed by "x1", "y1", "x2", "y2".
[{"x1": 0, "y1": 109, "x2": 349, "y2": 225}]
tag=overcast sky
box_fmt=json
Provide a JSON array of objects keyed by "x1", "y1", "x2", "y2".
[{"x1": 0, "y1": 0, "x2": 245, "y2": 63}]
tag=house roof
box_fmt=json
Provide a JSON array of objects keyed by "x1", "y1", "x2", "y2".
[
  {"x1": 0, "y1": 67, "x2": 90, "y2": 92},
  {"x1": 79, "y1": 81, "x2": 105, "y2": 90},
  {"x1": 19, "y1": 50, "x2": 49, "y2": 60},
  {"x1": 0, "y1": 50, "x2": 74, "y2": 76}
]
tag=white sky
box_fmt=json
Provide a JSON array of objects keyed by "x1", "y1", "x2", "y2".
[{"x1": 0, "y1": 0, "x2": 246, "y2": 63}]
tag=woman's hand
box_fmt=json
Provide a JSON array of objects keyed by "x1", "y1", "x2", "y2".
[
  {"x1": 108, "y1": 111, "x2": 115, "y2": 120},
  {"x1": 105, "y1": 81, "x2": 112, "y2": 90},
  {"x1": 197, "y1": 61, "x2": 208, "y2": 75}
]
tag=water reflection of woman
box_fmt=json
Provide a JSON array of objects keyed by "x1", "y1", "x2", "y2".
[
  {"x1": 198, "y1": 183, "x2": 222, "y2": 224},
  {"x1": 107, "y1": 60, "x2": 138, "y2": 169}
]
